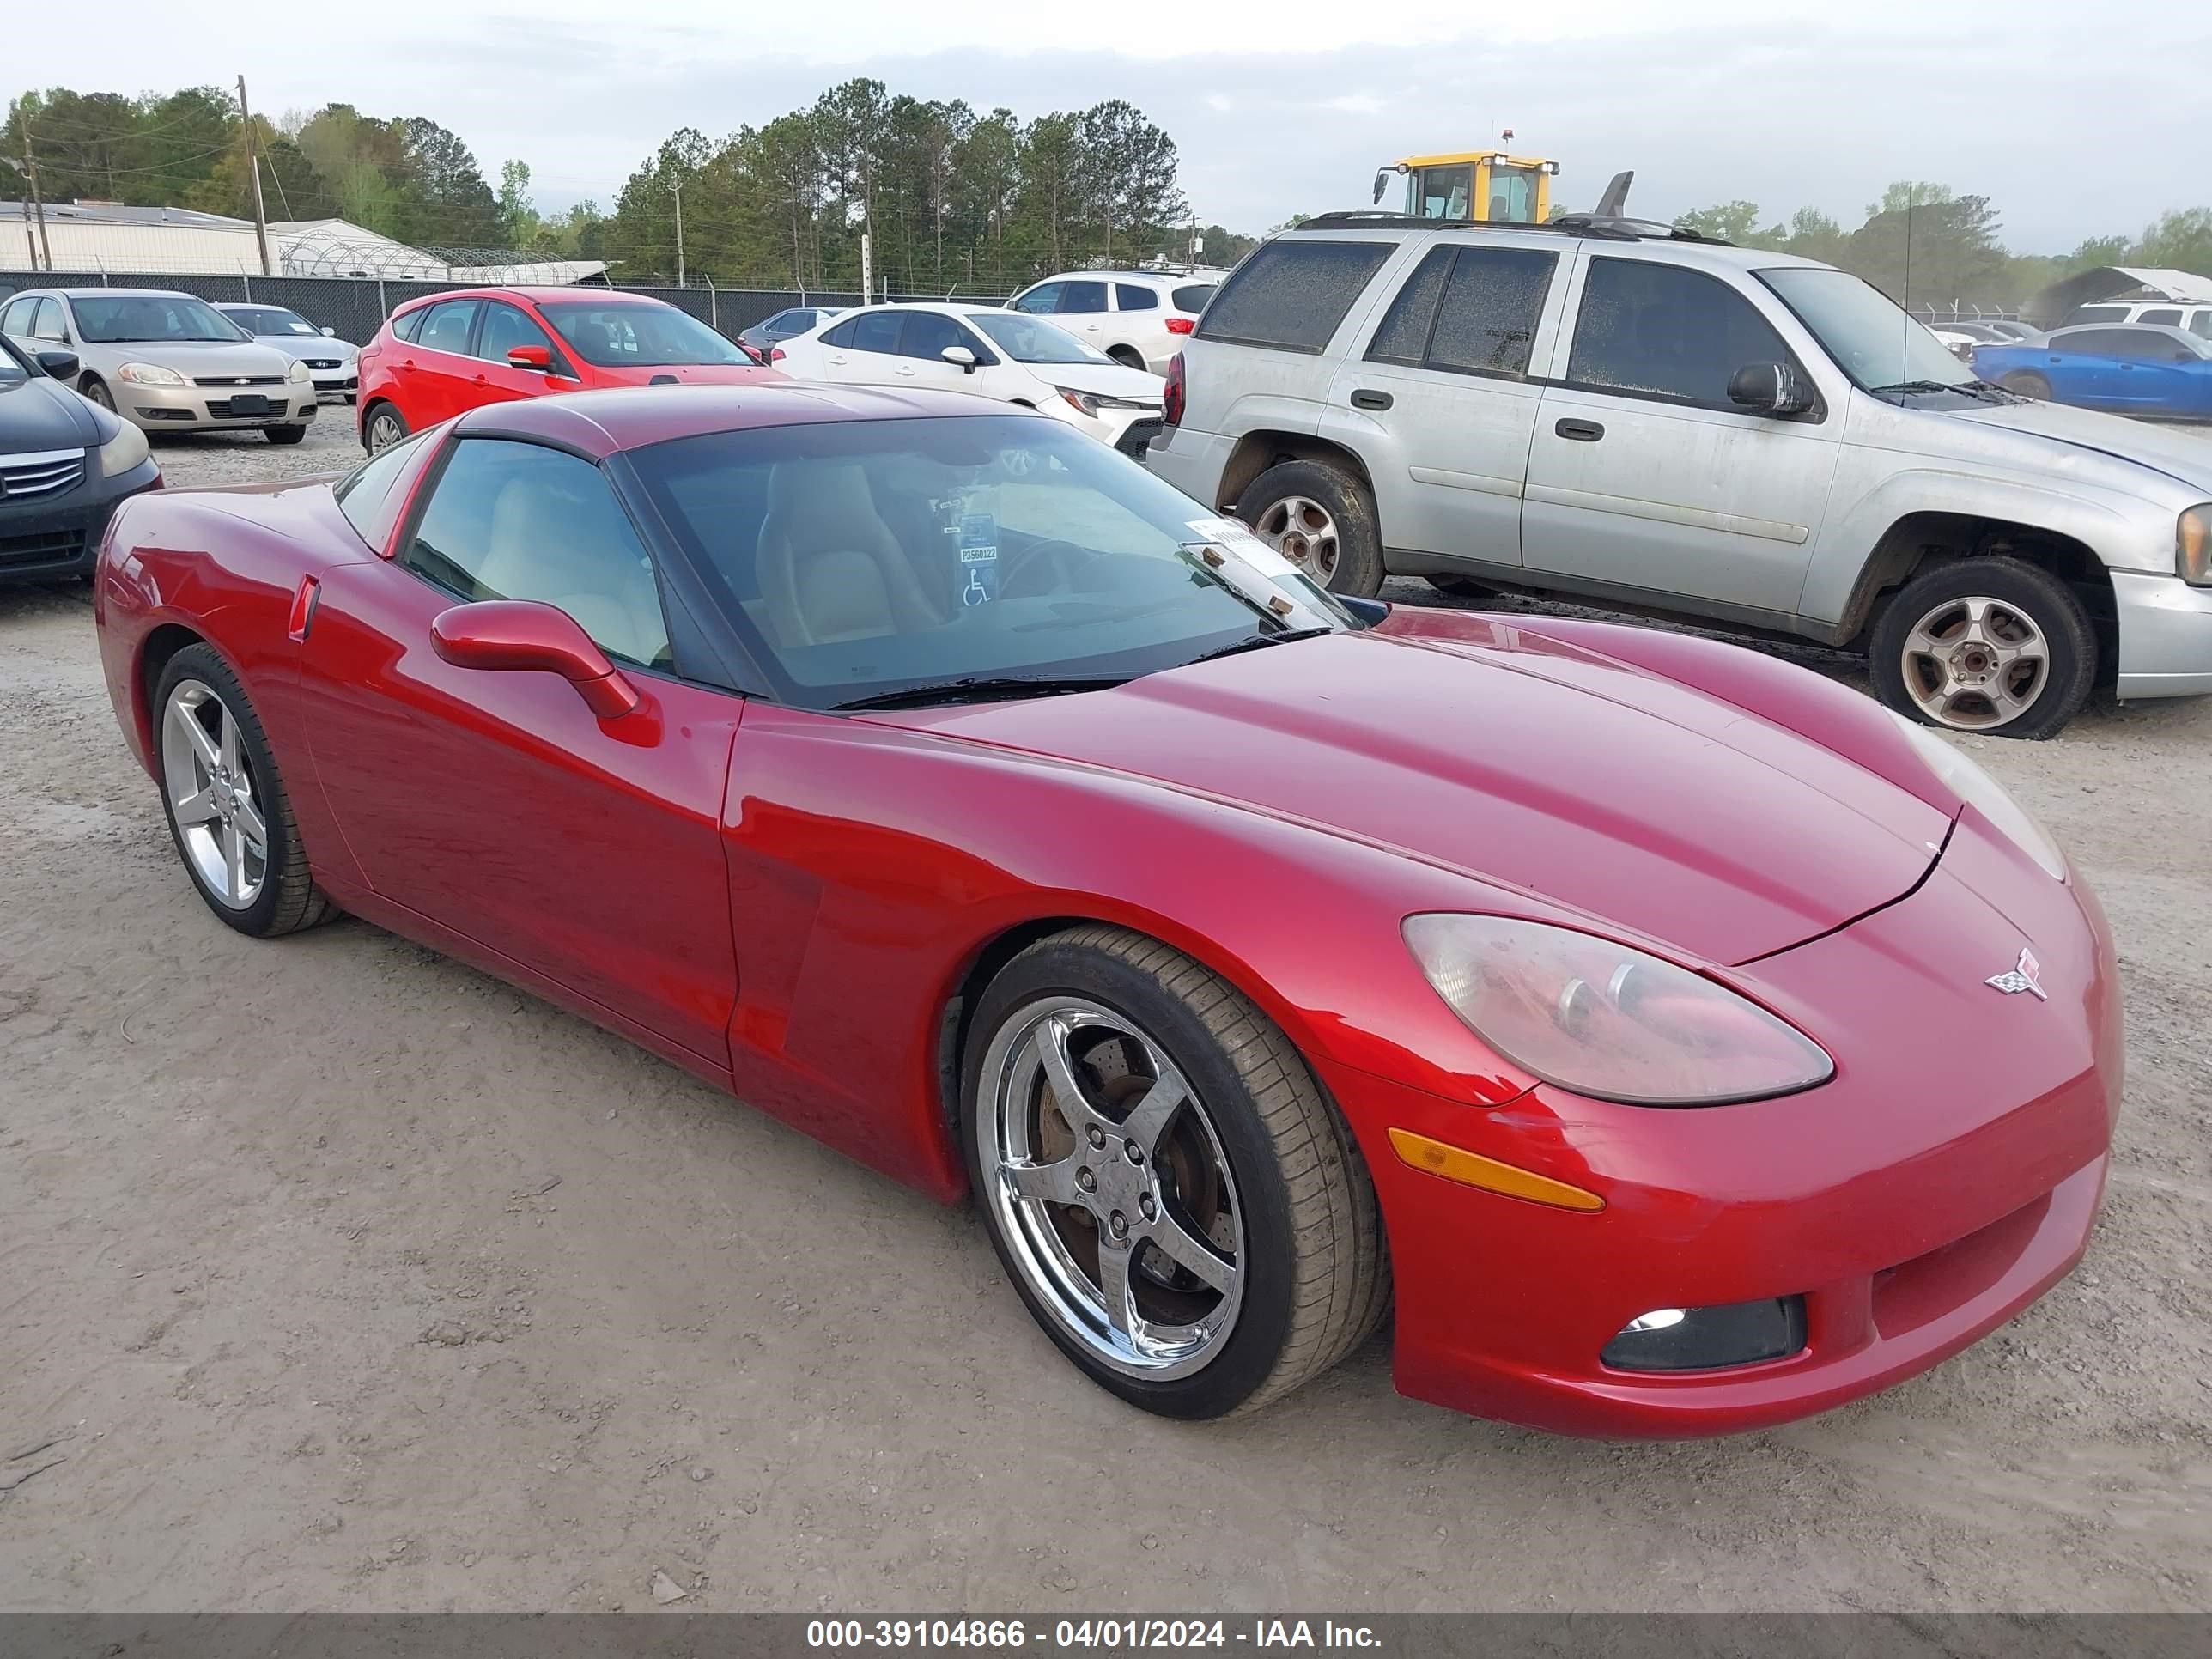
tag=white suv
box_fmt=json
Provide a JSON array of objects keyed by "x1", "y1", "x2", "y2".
[
  {"x1": 1004, "y1": 270, "x2": 1223, "y2": 375},
  {"x1": 2066, "y1": 300, "x2": 2212, "y2": 340},
  {"x1": 1146, "y1": 214, "x2": 2212, "y2": 738}
]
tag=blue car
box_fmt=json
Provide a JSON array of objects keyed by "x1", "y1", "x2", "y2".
[{"x1": 1974, "y1": 323, "x2": 2212, "y2": 419}]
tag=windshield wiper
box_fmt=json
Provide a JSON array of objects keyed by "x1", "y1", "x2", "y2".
[
  {"x1": 832, "y1": 674, "x2": 1129, "y2": 711},
  {"x1": 1182, "y1": 625, "x2": 1337, "y2": 666},
  {"x1": 1869, "y1": 380, "x2": 1969, "y2": 396}
]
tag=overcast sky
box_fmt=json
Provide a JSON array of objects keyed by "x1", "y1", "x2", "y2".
[{"x1": 58, "y1": 3, "x2": 2212, "y2": 252}]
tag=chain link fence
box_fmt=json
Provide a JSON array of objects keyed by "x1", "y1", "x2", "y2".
[{"x1": 0, "y1": 268, "x2": 1007, "y2": 348}]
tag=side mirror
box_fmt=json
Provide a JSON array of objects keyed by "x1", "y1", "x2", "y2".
[
  {"x1": 507, "y1": 343, "x2": 552, "y2": 371},
  {"x1": 428, "y1": 599, "x2": 640, "y2": 720},
  {"x1": 321, "y1": 325, "x2": 336, "y2": 337},
  {"x1": 1727, "y1": 361, "x2": 1815, "y2": 417},
  {"x1": 940, "y1": 344, "x2": 977, "y2": 373},
  {"x1": 1371, "y1": 170, "x2": 1389, "y2": 206},
  {"x1": 38, "y1": 350, "x2": 80, "y2": 381}
]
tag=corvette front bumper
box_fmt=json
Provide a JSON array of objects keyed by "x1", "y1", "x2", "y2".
[{"x1": 1322, "y1": 810, "x2": 2124, "y2": 1437}]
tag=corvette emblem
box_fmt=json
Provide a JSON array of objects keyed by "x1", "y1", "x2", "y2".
[{"x1": 1985, "y1": 948, "x2": 2046, "y2": 1000}]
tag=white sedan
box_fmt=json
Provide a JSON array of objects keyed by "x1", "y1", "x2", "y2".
[{"x1": 771, "y1": 303, "x2": 1166, "y2": 456}]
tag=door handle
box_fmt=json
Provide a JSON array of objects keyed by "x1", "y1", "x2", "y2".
[
  {"x1": 471, "y1": 374, "x2": 489, "y2": 386},
  {"x1": 1555, "y1": 418, "x2": 1605, "y2": 441},
  {"x1": 895, "y1": 364, "x2": 917, "y2": 376},
  {"x1": 395, "y1": 360, "x2": 416, "y2": 373},
  {"x1": 1350, "y1": 388, "x2": 1394, "y2": 411}
]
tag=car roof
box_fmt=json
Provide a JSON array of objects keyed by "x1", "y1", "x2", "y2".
[
  {"x1": 2051, "y1": 321, "x2": 2204, "y2": 344},
  {"x1": 391, "y1": 285, "x2": 669, "y2": 312},
  {"x1": 1279, "y1": 220, "x2": 1837, "y2": 277},
  {"x1": 31, "y1": 286, "x2": 206, "y2": 301},
  {"x1": 450, "y1": 381, "x2": 1024, "y2": 458}
]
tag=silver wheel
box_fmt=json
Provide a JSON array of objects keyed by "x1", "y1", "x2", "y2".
[
  {"x1": 1249, "y1": 495, "x2": 1340, "y2": 584},
  {"x1": 161, "y1": 679, "x2": 267, "y2": 910},
  {"x1": 1898, "y1": 593, "x2": 2051, "y2": 731},
  {"x1": 978, "y1": 996, "x2": 1244, "y2": 1381},
  {"x1": 366, "y1": 410, "x2": 405, "y2": 453}
]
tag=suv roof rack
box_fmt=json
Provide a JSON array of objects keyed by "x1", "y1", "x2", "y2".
[{"x1": 1290, "y1": 210, "x2": 1730, "y2": 247}]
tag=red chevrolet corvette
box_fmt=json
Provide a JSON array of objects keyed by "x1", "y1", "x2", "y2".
[
  {"x1": 354, "y1": 286, "x2": 777, "y2": 454},
  {"x1": 93, "y1": 385, "x2": 2122, "y2": 1436}
]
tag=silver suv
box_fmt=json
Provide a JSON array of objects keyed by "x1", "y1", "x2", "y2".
[{"x1": 1146, "y1": 214, "x2": 2212, "y2": 738}]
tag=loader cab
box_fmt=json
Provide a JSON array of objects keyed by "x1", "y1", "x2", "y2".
[{"x1": 1374, "y1": 152, "x2": 1559, "y2": 224}]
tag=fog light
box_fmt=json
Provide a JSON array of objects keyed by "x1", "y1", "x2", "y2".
[{"x1": 1601, "y1": 1297, "x2": 1806, "y2": 1371}]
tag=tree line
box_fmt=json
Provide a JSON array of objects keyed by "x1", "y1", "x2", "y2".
[
  {"x1": 1674, "y1": 185, "x2": 2212, "y2": 313},
  {"x1": 599, "y1": 80, "x2": 1243, "y2": 295}
]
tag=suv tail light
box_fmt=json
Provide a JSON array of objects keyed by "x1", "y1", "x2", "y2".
[
  {"x1": 1162, "y1": 352, "x2": 1185, "y2": 428},
  {"x1": 1164, "y1": 317, "x2": 1194, "y2": 335},
  {"x1": 769, "y1": 347, "x2": 786, "y2": 362}
]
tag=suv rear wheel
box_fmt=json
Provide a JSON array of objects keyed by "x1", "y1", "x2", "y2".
[
  {"x1": 1870, "y1": 556, "x2": 2095, "y2": 738},
  {"x1": 1238, "y1": 459, "x2": 1383, "y2": 598}
]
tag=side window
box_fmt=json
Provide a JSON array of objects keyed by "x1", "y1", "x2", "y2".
[
  {"x1": 1057, "y1": 281, "x2": 1109, "y2": 313},
  {"x1": 402, "y1": 439, "x2": 672, "y2": 670},
  {"x1": 1114, "y1": 284, "x2": 1159, "y2": 312},
  {"x1": 1171, "y1": 283, "x2": 1216, "y2": 313},
  {"x1": 1012, "y1": 283, "x2": 1063, "y2": 315},
  {"x1": 1565, "y1": 258, "x2": 1798, "y2": 409},
  {"x1": 898, "y1": 310, "x2": 982, "y2": 362},
  {"x1": 0, "y1": 298, "x2": 30, "y2": 336},
  {"x1": 1197, "y1": 240, "x2": 1395, "y2": 355},
  {"x1": 34, "y1": 298, "x2": 69, "y2": 343},
  {"x1": 477, "y1": 301, "x2": 556, "y2": 364},
  {"x1": 335, "y1": 432, "x2": 428, "y2": 549},
  {"x1": 391, "y1": 307, "x2": 428, "y2": 343},
  {"x1": 415, "y1": 300, "x2": 480, "y2": 356},
  {"x1": 2066, "y1": 331, "x2": 2132, "y2": 356},
  {"x1": 848, "y1": 311, "x2": 903, "y2": 353},
  {"x1": 2133, "y1": 309, "x2": 2182, "y2": 327},
  {"x1": 820, "y1": 319, "x2": 857, "y2": 348},
  {"x1": 2192, "y1": 314, "x2": 2212, "y2": 342},
  {"x1": 1365, "y1": 248, "x2": 1455, "y2": 364},
  {"x1": 1426, "y1": 246, "x2": 1555, "y2": 376}
]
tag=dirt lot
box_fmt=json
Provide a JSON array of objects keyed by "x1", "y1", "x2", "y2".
[{"x1": 2, "y1": 417, "x2": 2209, "y2": 1614}]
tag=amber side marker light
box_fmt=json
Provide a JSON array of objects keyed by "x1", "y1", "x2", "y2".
[{"x1": 1387, "y1": 1127, "x2": 1606, "y2": 1212}]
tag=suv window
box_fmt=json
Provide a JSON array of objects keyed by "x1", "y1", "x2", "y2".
[
  {"x1": 404, "y1": 438, "x2": 672, "y2": 669},
  {"x1": 1012, "y1": 283, "x2": 1064, "y2": 315},
  {"x1": 1366, "y1": 244, "x2": 1554, "y2": 378},
  {"x1": 1171, "y1": 284, "x2": 1216, "y2": 313},
  {"x1": 2135, "y1": 308, "x2": 2184, "y2": 328},
  {"x1": 415, "y1": 300, "x2": 480, "y2": 355},
  {"x1": 2194, "y1": 315, "x2": 2212, "y2": 341},
  {"x1": 2069, "y1": 305, "x2": 2130, "y2": 326},
  {"x1": 1115, "y1": 284, "x2": 1159, "y2": 311},
  {"x1": 1565, "y1": 258, "x2": 1796, "y2": 409},
  {"x1": 1058, "y1": 281, "x2": 1109, "y2": 313},
  {"x1": 1197, "y1": 240, "x2": 1394, "y2": 355}
]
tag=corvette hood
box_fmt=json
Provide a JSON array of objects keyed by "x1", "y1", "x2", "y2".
[
  {"x1": 878, "y1": 626, "x2": 1952, "y2": 965},
  {"x1": 586, "y1": 362, "x2": 783, "y2": 387}
]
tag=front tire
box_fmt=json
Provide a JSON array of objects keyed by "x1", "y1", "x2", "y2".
[
  {"x1": 1237, "y1": 459, "x2": 1384, "y2": 597},
  {"x1": 81, "y1": 376, "x2": 115, "y2": 412},
  {"x1": 1870, "y1": 556, "x2": 2095, "y2": 738},
  {"x1": 152, "y1": 643, "x2": 340, "y2": 936},
  {"x1": 963, "y1": 926, "x2": 1388, "y2": 1419},
  {"x1": 264, "y1": 424, "x2": 308, "y2": 446}
]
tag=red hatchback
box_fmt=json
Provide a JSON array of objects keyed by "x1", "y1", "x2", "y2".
[{"x1": 355, "y1": 286, "x2": 778, "y2": 453}]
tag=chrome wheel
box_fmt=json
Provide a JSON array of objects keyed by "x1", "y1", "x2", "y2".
[
  {"x1": 161, "y1": 679, "x2": 267, "y2": 909},
  {"x1": 1249, "y1": 495, "x2": 1340, "y2": 584},
  {"x1": 365, "y1": 410, "x2": 405, "y2": 453},
  {"x1": 979, "y1": 996, "x2": 1244, "y2": 1380},
  {"x1": 1899, "y1": 594, "x2": 2051, "y2": 731}
]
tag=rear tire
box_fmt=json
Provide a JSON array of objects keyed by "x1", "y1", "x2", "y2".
[
  {"x1": 151, "y1": 643, "x2": 341, "y2": 936},
  {"x1": 264, "y1": 424, "x2": 307, "y2": 446},
  {"x1": 362, "y1": 403, "x2": 408, "y2": 454},
  {"x1": 963, "y1": 926, "x2": 1388, "y2": 1419},
  {"x1": 1238, "y1": 459, "x2": 1384, "y2": 598},
  {"x1": 1998, "y1": 371, "x2": 2051, "y2": 400},
  {"x1": 1870, "y1": 556, "x2": 2095, "y2": 739}
]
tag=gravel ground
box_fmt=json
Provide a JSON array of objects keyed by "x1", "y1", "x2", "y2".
[{"x1": 1, "y1": 417, "x2": 2209, "y2": 1614}]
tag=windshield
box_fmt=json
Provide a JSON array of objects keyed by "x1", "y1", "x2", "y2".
[
  {"x1": 540, "y1": 301, "x2": 748, "y2": 367},
  {"x1": 969, "y1": 313, "x2": 1112, "y2": 365},
  {"x1": 231, "y1": 307, "x2": 317, "y2": 336},
  {"x1": 1407, "y1": 164, "x2": 1472, "y2": 219},
  {"x1": 70, "y1": 295, "x2": 248, "y2": 344},
  {"x1": 628, "y1": 414, "x2": 1350, "y2": 711},
  {"x1": 1758, "y1": 268, "x2": 1972, "y2": 390}
]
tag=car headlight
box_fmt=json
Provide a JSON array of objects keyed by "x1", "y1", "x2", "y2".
[
  {"x1": 1056, "y1": 386, "x2": 1103, "y2": 417},
  {"x1": 289, "y1": 360, "x2": 313, "y2": 382},
  {"x1": 95, "y1": 417, "x2": 149, "y2": 477},
  {"x1": 1885, "y1": 710, "x2": 2066, "y2": 879},
  {"x1": 114, "y1": 362, "x2": 186, "y2": 386},
  {"x1": 2180, "y1": 504, "x2": 2211, "y2": 586},
  {"x1": 1402, "y1": 915, "x2": 1834, "y2": 1106}
]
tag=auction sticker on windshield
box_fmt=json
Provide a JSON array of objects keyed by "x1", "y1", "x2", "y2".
[{"x1": 958, "y1": 511, "x2": 999, "y2": 608}]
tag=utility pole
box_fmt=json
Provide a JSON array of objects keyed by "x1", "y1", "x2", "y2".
[
  {"x1": 860, "y1": 230, "x2": 872, "y2": 307},
  {"x1": 11, "y1": 104, "x2": 52, "y2": 271},
  {"x1": 671, "y1": 181, "x2": 685, "y2": 287},
  {"x1": 237, "y1": 75, "x2": 272, "y2": 276}
]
